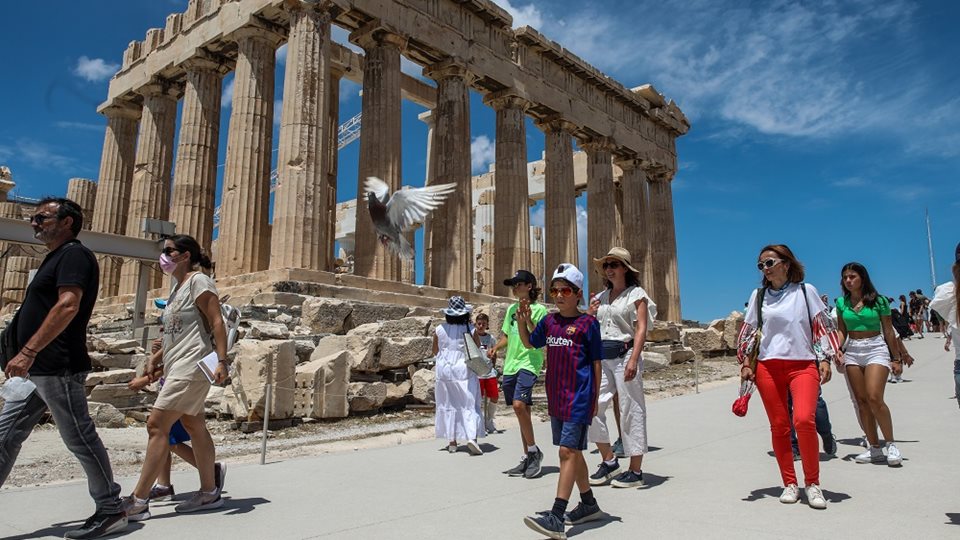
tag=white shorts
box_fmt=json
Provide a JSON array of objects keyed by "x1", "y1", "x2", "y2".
[{"x1": 843, "y1": 334, "x2": 891, "y2": 370}]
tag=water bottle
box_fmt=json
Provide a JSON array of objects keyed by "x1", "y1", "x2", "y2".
[{"x1": 0, "y1": 376, "x2": 37, "y2": 402}]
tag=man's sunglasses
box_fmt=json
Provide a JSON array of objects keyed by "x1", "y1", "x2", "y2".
[
  {"x1": 30, "y1": 213, "x2": 58, "y2": 225},
  {"x1": 757, "y1": 258, "x2": 782, "y2": 271},
  {"x1": 549, "y1": 286, "x2": 576, "y2": 298},
  {"x1": 601, "y1": 261, "x2": 622, "y2": 270}
]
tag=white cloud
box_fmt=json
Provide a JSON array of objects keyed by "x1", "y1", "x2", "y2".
[
  {"x1": 55, "y1": 121, "x2": 103, "y2": 131},
  {"x1": 221, "y1": 76, "x2": 234, "y2": 106},
  {"x1": 831, "y1": 176, "x2": 867, "y2": 188},
  {"x1": 0, "y1": 139, "x2": 78, "y2": 173},
  {"x1": 470, "y1": 135, "x2": 495, "y2": 173},
  {"x1": 276, "y1": 43, "x2": 287, "y2": 65},
  {"x1": 530, "y1": 204, "x2": 544, "y2": 228},
  {"x1": 274, "y1": 99, "x2": 283, "y2": 126},
  {"x1": 73, "y1": 56, "x2": 119, "y2": 82},
  {"x1": 493, "y1": 0, "x2": 543, "y2": 29}
]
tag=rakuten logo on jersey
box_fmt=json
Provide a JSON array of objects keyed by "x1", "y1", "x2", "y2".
[{"x1": 546, "y1": 335, "x2": 573, "y2": 347}]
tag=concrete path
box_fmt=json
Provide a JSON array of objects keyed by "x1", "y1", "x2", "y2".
[{"x1": 1, "y1": 336, "x2": 957, "y2": 539}]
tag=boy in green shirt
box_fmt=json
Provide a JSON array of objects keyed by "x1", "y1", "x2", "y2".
[{"x1": 488, "y1": 270, "x2": 548, "y2": 478}]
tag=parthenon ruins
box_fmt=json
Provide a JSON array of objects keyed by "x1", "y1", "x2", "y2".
[{"x1": 35, "y1": 0, "x2": 691, "y2": 319}]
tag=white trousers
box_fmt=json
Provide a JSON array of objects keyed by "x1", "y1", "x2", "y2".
[{"x1": 587, "y1": 352, "x2": 647, "y2": 456}]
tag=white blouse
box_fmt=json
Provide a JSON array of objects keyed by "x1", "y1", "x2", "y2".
[
  {"x1": 743, "y1": 282, "x2": 830, "y2": 361},
  {"x1": 595, "y1": 285, "x2": 657, "y2": 342}
]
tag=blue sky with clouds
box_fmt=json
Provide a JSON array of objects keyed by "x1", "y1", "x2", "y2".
[{"x1": 1, "y1": 0, "x2": 957, "y2": 321}]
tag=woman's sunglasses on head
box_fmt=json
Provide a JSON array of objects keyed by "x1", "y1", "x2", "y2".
[{"x1": 757, "y1": 258, "x2": 782, "y2": 271}]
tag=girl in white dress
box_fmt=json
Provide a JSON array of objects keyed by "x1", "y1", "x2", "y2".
[{"x1": 433, "y1": 296, "x2": 485, "y2": 455}]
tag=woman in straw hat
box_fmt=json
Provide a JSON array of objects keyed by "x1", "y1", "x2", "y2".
[
  {"x1": 585, "y1": 247, "x2": 656, "y2": 488},
  {"x1": 433, "y1": 296, "x2": 485, "y2": 455}
]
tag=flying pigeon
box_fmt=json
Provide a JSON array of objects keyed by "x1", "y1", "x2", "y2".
[{"x1": 364, "y1": 176, "x2": 456, "y2": 259}]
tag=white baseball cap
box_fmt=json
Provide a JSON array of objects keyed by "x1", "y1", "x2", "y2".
[{"x1": 551, "y1": 263, "x2": 583, "y2": 290}]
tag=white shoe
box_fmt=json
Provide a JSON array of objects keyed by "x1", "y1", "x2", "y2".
[
  {"x1": 886, "y1": 442, "x2": 902, "y2": 466},
  {"x1": 855, "y1": 446, "x2": 885, "y2": 464},
  {"x1": 805, "y1": 484, "x2": 827, "y2": 509},
  {"x1": 779, "y1": 484, "x2": 800, "y2": 504},
  {"x1": 466, "y1": 440, "x2": 483, "y2": 456}
]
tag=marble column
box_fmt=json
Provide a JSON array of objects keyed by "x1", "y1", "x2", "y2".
[
  {"x1": 170, "y1": 57, "x2": 226, "y2": 251},
  {"x1": 66, "y1": 178, "x2": 97, "y2": 230},
  {"x1": 92, "y1": 102, "x2": 141, "y2": 297},
  {"x1": 350, "y1": 27, "x2": 404, "y2": 281},
  {"x1": 119, "y1": 83, "x2": 178, "y2": 295},
  {"x1": 583, "y1": 138, "x2": 618, "y2": 274},
  {"x1": 539, "y1": 119, "x2": 579, "y2": 281},
  {"x1": 424, "y1": 59, "x2": 473, "y2": 290},
  {"x1": 530, "y1": 226, "x2": 545, "y2": 289},
  {"x1": 325, "y1": 70, "x2": 342, "y2": 271},
  {"x1": 485, "y1": 93, "x2": 531, "y2": 296},
  {"x1": 647, "y1": 168, "x2": 681, "y2": 321},
  {"x1": 401, "y1": 229, "x2": 416, "y2": 284},
  {"x1": 418, "y1": 110, "x2": 436, "y2": 280},
  {"x1": 218, "y1": 26, "x2": 282, "y2": 277},
  {"x1": 616, "y1": 158, "x2": 652, "y2": 289},
  {"x1": 270, "y1": 5, "x2": 332, "y2": 270}
]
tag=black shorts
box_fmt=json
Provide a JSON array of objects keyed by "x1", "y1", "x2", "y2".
[{"x1": 502, "y1": 368, "x2": 537, "y2": 406}]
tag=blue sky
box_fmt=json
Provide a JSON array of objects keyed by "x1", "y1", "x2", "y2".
[{"x1": 1, "y1": 0, "x2": 958, "y2": 322}]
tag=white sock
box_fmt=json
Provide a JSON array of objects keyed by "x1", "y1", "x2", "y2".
[
  {"x1": 604, "y1": 458, "x2": 618, "y2": 466},
  {"x1": 528, "y1": 445, "x2": 539, "y2": 454}
]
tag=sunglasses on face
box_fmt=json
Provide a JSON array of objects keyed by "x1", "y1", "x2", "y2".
[
  {"x1": 161, "y1": 247, "x2": 180, "y2": 256},
  {"x1": 549, "y1": 286, "x2": 576, "y2": 298},
  {"x1": 757, "y1": 258, "x2": 782, "y2": 271},
  {"x1": 30, "y1": 213, "x2": 57, "y2": 225},
  {"x1": 601, "y1": 261, "x2": 622, "y2": 270}
]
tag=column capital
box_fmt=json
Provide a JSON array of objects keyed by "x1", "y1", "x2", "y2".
[
  {"x1": 179, "y1": 50, "x2": 232, "y2": 76},
  {"x1": 642, "y1": 162, "x2": 675, "y2": 183},
  {"x1": 232, "y1": 23, "x2": 286, "y2": 48},
  {"x1": 613, "y1": 156, "x2": 642, "y2": 171},
  {"x1": 349, "y1": 22, "x2": 407, "y2": 51},
  {"x1": 137, "y1": 79, "x2": 181, "y2": 101},
  {"x1": 423, "y1": 58, "x2": 476, "y2": 85},
  {"x1": 282, "y1": 0, "x2": 342, "y2": 19},
  {"x1": 101, "y1": 100, "x2": 142, "y2": 120},
  {"x1": 483, "y1": 89, "x2": 532, "y2": 111},
  {"x1": 578, "y1": 136, "x2": 616, "y2": 153},
  {"x1": 417, "y1": 110, "x2": 435, "y2": 126},
  {"x1": 535, "y1": 116, "x2": 577, "y2": 134}
]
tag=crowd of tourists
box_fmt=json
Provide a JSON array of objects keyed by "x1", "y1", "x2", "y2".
[{"x1": 1, "y1": 196, "x2": 957, "y2": 540}]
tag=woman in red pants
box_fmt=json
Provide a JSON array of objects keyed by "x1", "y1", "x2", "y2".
[{"x1": 737, "y1": 244, "x2": 842, "y2": 510}]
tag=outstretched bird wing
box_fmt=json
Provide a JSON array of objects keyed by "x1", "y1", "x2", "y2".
[
  {"x1": 386, "y1": 182, "x2": 456, "y2": 231},
  {"x1": 363, "y1": 176, "x2": 391, "y2": 204}
]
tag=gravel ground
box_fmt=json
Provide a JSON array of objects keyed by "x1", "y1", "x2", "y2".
[{"x1": 1, "y1": 357, "x2": 740, "y2": 490}]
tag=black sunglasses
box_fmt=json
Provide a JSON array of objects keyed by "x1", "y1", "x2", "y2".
[
  {"x1": 601, "y1": 261, "x2": 622, "y2": 270},
  {"x1": 30, "y1": 213, "x2": 58, "y2": 225}
]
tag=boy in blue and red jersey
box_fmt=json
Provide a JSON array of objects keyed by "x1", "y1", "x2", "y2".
[{"x1": 518, "y1": 263, "x2": 604, "y2": 539}]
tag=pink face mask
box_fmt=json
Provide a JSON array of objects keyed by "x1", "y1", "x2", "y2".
[{"x1": 159, "y1": 253, "x2": 179, "y2": 274}]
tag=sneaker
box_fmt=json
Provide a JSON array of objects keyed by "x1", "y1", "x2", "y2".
[
  {"x1": 779, "y1": 484, "x2": 800, "y2": 504},
  {"x1": 523, "y1": 512, "x2": 566, "y2": 540},
  {"x1": 466, "y1": 440, "x2": 484, "y2": 456},
  {"x1": 564, "y1": 502, "x2": 604, "y2": 525},
  {"x1": 611, "y1": 469, "x2": 645, "y2": 488},
  {"x1": 175, "y1": 490, "x2": 224, "y2": 513},
  {"x1": 215, "y1": 462, "x2": 227, "y2": 493},
  {"x1": 120, "y1": 495, "x2": 150, "y2": 522},
  {"x1": 524, "y1": 449, "x2": 544, "y2": 479},
  {"x1": 805, "y1": 484, "x2": 827, "y2": 509},
  {"x1": 612, "y1": 437, "x2": 626, "y2": 458},
  {"x1": 855, "y1": 446, "x2": 885, "y2": 464},
  {"x1": 63, "y1": 511, "x2": 128, "y2": 539},
  {"x1": 823, "y1": 433, "x2": 838, "y2": 457},
  {"x1": 589, "y1": 460, "x2": 620, "y2": 486},
  {"x1": 147, "y1": 483, "x2": 174, "y2": 501},
  {"x1": 886, "y1": 442, "x2": 902, "y2": 466},
  {"x1": 888, "y1": 374, "x2": 897, "y2": 383},
  {"x1": 447, "y1": 443, "x2": 458, "y2": 453},
  {"x1": 505, "y1": 454, "x2": 529, "y2": 476},
  {"x1": 792, "y1": 450, "x2": 801, "y2": 462}
]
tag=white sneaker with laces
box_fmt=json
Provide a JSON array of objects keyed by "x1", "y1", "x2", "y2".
[
  {"x1": 779, "y1": 484, "x2": 800, "y2": 504},
  {"x1": 805, "y1": 484, "x2": 827, "y2": 509},
  {"x1": 855, "y1": 446, "x2": 885, "y2": 463},
  {"x1": 886, "y1": 442, "x2": 902, "y2": 465}
]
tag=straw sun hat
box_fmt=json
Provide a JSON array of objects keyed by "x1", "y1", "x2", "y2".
[{"x1": 593, "y1": 247, "x2": 641, "y2": 279}]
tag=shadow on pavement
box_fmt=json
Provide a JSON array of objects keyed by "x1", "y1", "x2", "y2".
[
  {"x1": 945, "y1": 513, "x2": 960, "y2": 525},
  {"x1": 536, "y1": 466, "x2": 560, "y2": 478},
  {"x1": 6, "y1": 520, "x2": 145, "y2": 540},
  {"x1": 742, "y1": 486, "x2": 782, "y2": 502},
  {"x1": 638, "y1": 472, "x2": 671, "y2": 489},
  {"x1": 478, "y1": 443, "x2": 500, "y2": 453},
  {"x1": 822, "y1": 489, "x2": 851, "y2": 504},
  {"x1": 567, "y1": 513, "x2": 623, "y2": 537}
]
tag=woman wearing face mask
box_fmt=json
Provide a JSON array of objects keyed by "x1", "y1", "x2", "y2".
[
  {"x1": 122, "y1": 235, "x2": 228, "y2": 521},
  {"x1": 736, "y1": 244, "x2": 841, "y2": 510}
]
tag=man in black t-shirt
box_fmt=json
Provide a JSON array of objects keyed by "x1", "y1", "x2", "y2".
[{"x1": 0, "y1": 198, "x2": 127, "y2": 539}]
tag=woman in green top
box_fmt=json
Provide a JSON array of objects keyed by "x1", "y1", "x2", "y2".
[{"x1": 836, "y1": 262, "x2": 904, "y2": 466}]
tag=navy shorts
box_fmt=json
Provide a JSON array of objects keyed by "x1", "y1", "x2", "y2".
[
  {"x1": 169, "y1": 420, "x2": 191, "y2": 446},
  {"x1": 502, "y1": 369, "x2": 537, "y2": 406},
  {"x1": 551, "y1": 417, "x2": 589, "y2": 450}
]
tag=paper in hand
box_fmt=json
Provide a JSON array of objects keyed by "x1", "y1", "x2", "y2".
[{"x1": 196, "y1": 351, "x2": 219, "y2": 383}]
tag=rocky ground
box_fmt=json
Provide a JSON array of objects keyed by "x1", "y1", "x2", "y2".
[{"x1": 1, "y1": 357, "x2": 739, "y2": 490}]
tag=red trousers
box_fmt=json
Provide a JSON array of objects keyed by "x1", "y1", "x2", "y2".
[
  {"x1": 755, "y1": 360, "x2": 820, "y2": 486},
  {"x1": 479, "y1": 377, "x2": 499, "y2": 400}
]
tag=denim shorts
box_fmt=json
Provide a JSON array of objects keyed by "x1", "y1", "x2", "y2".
[
  {"x1": 502, "y1": 369, "x2": 537, "y2": 406},
  {"x1": 169, "y1": 419, "x2": 191, "y2": 446},
  {"x1": 551, "y1": 417, "x2": 589, "y2": 450}
]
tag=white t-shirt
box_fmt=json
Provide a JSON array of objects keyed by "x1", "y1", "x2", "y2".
[
  {"x1": 743, "y1": 282, "x2": 828, "y2": 361},
  {"x1": 595, "y1": 285, "x2": 657, "y2": 342},
  {"x1": 162, "y1": 272, "x2": 218, "y2": 382},
  {"x1": 930, "y1": 282, "x2": 959, "y2": 360}
]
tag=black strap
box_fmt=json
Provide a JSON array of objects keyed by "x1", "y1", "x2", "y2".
[{"x1": 755, "y1": 288, "x2": 765, "y2": 330}]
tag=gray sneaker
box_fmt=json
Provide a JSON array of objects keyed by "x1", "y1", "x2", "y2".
[
  {"x1": 524, "y1": 512, "x2": 566, "y2": 540},
  {"x1": 120, "y1": 495, "x2": 151, "y2": 522},
  {"x1": 611, "y1": 470, "x2": 645, "y2": 488},
  {"x1": 589, "y1": 460, "x2": 620, "y2": 486},
  {"x1": 564, "y1": 502, "x2": 605, "y2": 525},
  {"x1": 524, "y1": 449, "x2": 544, "y2": 479},
  {"x1": 63, "y1": 511, "x2": 128, "y2": 539},
  {"x1": 504, "y1": 455, "x2": 529, "y2": 476},
  {"x1": 175, "y1": 490, "x2": 224, "y2": 513}
]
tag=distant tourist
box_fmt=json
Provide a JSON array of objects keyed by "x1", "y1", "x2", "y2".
[
  {"x1": 122, "y1": 234, "x2": 229, "y2": 522},
  {"x1": 517, "y1": 263, "x2": 605, "y2": 538},
  {"x1": 433, "y1": 296, "x2": 484, "y2": 455},
  {"x1": 890, "y1": 296, "x2": 914, "y2": 339},
  {"x1": 930, "y1": 242, "x2": 960, "y2": 407},
  {"x1": 835, "y1": 263, "x2": 904, "y2": 465},
  {"x1": 736, "y1": 244, "x2": 840, "y2": 510},
  {"x1": 584, "y1": 248, "x2": 656, "y2": 489},
  {"x1": 909, "y1": 291, "x2": 925, "y2": 338},
  {"x1": 487, "y1": 270, "x2": 547, "y2": 478},
  {"x1": 0, "y1": 197, "x2": 127, "y2": 539},
  {"x1": 472, "y1": 312, "x2": 499, "y2": 434}
]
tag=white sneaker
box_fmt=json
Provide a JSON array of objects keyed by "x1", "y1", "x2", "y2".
[
  {"x1": 886, "y1": 442, "x2": 902, "y2": 466},
  {"x1": 466, "y1": 440, "x2": 483, "y2": 456},
  {"x1": 779, "y1": 484, "x2": 800, "y2": 504},
  {"x1": 805, "y1": 484, "x2": 827, "y2": 509},
  {"x1": 855, "y1": 446, "x2": 885, "y2": 464}
]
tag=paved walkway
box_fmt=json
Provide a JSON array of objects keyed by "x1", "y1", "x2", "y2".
[{"x1": 1, "y1": 337, "x2": 957, "y2": 539}]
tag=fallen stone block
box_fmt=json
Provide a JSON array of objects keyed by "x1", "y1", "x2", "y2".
[
  {"x1": 349, "y1": 316, "x2": 433, "y2": 338},
  {"x1": 301, "y1": 297, "x2": 353, "y2": 334},
  {"x1": 294, "y1": 350, "x2": 350, "y2": 419},
  {"x1": 682, "y1": 327, "x2": 725, "y2": 354},
  {"x1": 251, "y1": 292, "x2": 307, "y2": 307},
  {"x1": 313, "y1": 334, "x2": 381, "y2": 372},
  {"x1": 88, "y1": 402, "x2": 127, "y2": 429},
  {"x1": 647, "y1": 322, "x2": 681, "y2": 343},
  {"x1": 223, "y1": 339, "x2": 296, "y2": 421},
  {"x1": 246, "y1": 320, "x2": 290, "y2": 339},
  {"x1": 85, "y1": 369, "x2": 137, "y2": 387},
  {"x1": 87, "y1": 383, "x2": 154, "y2": 410},
  {"x1": 383, "y1": 380, "x2": 412, "y2": 407},
  {"x1": 723, "y1": 311, "x2": 745, "y2": 350},
  {"x1": 344, "y1": 303, "x2": 410, "y2": 331},
  {"x1": 411, "y1": 368, "x2": 436, "y2": 404},
  {"x1": 379, "y1": 337, "x2": 433, "y2": 370},
  {"x1": 642, "y1": 352, "x2": 669, "y2": 372},
  {"x1": 348, "y1": 381, "x2": 387, "y2": 412}
]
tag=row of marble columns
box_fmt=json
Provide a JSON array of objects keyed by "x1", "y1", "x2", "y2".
[{"x1": 90, "y1": 4, "x2": 681, "y2": 319}]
